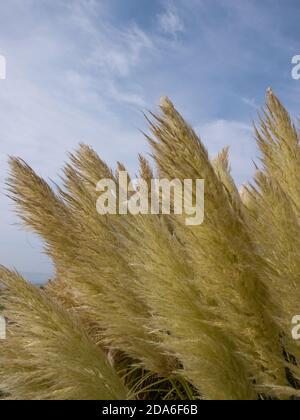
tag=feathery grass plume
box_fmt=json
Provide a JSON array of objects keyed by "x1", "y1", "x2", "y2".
[
  {"x1": 58, "y1": 147, "x2": 177, "y2": 375},
  {"x1": 239, "y1": 183, "x2": 252, "y2": 207},
  {"x1": 146, "y1": 97, "x2": 288, "y2": 392},
  {"x1": 211, "y1": 147, "x2": 243, "y2": 217},
  {"x1": 255, "y1": 88, "x2": 300, "y2": 214},
  {"x1": 6, "y1": 158, "x2": 103, "y2": 339},
  {"x1": 0, "y1": 267, "x2": 129, "y2": 400},
  {"x1": 8, "y1": 149, "x2": 176, "y2": 375},
  {"x1": 245, "y1": 174, "x2": 300, "y2": 391},
  {"x1": 7, "y1": 158, "x2": 77, "y2": 263},
  {"x1": 138, "y1": 154, "x2": 154, "y2": 184},
  {"x1": 244, "y1": 91, "x2": 300, "y2": 391},
  {"x1": 211, "y1": 147, "x2": 241, "y2": 205},
  {"x1": 122, "y1": 212, "x2": 257, "y2": 400},
  {"x1": 71, "y1": 147, "x2": 177, "y2": 375}
]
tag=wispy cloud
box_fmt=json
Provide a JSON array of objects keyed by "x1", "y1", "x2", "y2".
[
  {"x1": 242, "y1": 97, "x2": 259, "y2": 110},
  {"x1": 157, "y1": 5, "x2": 184, "y2": 37},
  {"x1": 86, "y1": 23, "x2": 154, "y2": 78}
]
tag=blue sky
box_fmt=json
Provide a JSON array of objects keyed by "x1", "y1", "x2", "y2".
[{"x1": 0, "y1": 0, "x2": 299, "y2": 280}]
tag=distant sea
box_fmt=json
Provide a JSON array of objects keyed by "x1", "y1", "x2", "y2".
[{"x1": 22, "y1": 272, "x2": 52, "y2": 285}]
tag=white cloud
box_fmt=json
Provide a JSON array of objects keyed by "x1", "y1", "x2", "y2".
[
  {"x1": 88, "y1": 23, "x2": 154, "y2": 78},
  {"x1": 242, "y1": 97, "x2": 259, "y2": 110},
  {"x1": 107, "y1": 82, "x2": 146, "y2": 107},
  {"x1": 158, "y1": 7, "x2": 184, "y2": 37}
]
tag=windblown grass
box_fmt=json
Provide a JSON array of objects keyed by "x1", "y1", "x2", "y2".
[{"x1": 1, "y1": 89, "x2": 300, "y2": 400}]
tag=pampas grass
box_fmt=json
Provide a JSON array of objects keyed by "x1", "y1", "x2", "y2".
[{"x1": 1, "y1": 90, "x2": 300, "y2": 400}]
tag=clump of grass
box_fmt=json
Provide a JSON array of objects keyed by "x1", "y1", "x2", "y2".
[
  {"x1": 0, "y1": 267, "x2": 129, "y2": 400},
  {"x1": 1, "y1": 90, "x2": 300, "y2": 400}
]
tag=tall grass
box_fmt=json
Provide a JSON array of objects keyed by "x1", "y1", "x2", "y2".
[{"x1": 1, "y1": 90, "x2": 300, "y2": 400}]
